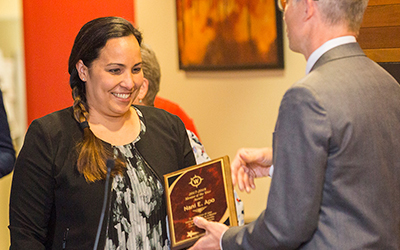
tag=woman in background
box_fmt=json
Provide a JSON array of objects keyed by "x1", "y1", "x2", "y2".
[{"x1": 9, "y1": 16, "x2": 195, "y2": 250}]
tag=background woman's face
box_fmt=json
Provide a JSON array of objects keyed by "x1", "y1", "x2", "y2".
[{"x1": 85, "y1": 35, "x2": 143, "y2": 118}]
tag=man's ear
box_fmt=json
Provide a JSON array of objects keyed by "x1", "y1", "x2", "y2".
[
  {"x1": 304, "y1": 0, "x2": 316, "y2": 20},
  {"x1": 76, "y1": 60, "x2": 88, "y2": 81},
  {"x1": 137, "y1": 78, "x2": 149, "y2": 101}
]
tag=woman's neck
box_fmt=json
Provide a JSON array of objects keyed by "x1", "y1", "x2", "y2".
[{"x1": 88, "y1": 106, "x2": 141, "y2": 146}]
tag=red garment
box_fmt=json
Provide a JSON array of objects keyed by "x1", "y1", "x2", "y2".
[{"x1": 154, "y1": 96, "x2": 201, "y2": 140}]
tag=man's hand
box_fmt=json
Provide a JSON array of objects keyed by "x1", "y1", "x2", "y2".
[
  {"x1": 231, "y1": 147, "x2": 273, "y2": 193},
  {"x1": 188, "y1": 217, "x2": 229, "y2": 250}
]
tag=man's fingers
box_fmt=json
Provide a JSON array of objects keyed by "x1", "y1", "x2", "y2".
[
  {"x1": 249, "y1": 174, "x2": 256, "y2": 190},
  {"x1": 193, "y1": 216, "x2": 208, "y2": 230},
  {"x1": 231, "y1": 151, "x2": 245, "y2": 186},
  {"x1": 237, "y1": 167, "x2": 246, "y2": 191},
  {"x1": 242, "y1": 170, "x2": 254, "y2": 193},
  {"x1": 231, "y1": 172, "x2": 237, "y2": 186},
  {"x1": 190, "y1": 218, "x2": 229, "y2": 250}
]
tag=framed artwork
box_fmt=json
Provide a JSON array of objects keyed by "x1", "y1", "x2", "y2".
[{"x1": 176, "y1": 0, "x2": 284, "y2": 71}]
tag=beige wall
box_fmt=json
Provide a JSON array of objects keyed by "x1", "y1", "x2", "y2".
[
  {"x1": 0, "y1": 175, "x2": 12, "y2": 249},
  {"x1": 0, "y1": 0, "x2": 307, "y2": 248},
  {"x1": 135, "y1": 0, "x2": 306, "y2": 223}
]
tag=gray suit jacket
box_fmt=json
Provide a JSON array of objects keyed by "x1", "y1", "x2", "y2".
[{"x1": 222, "y1": 43, "x2": 400, "y2": 249}]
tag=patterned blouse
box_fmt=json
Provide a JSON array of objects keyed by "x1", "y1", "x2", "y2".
[{"x1": 104, "y1": 108, "x2": 169, "y2": 250}]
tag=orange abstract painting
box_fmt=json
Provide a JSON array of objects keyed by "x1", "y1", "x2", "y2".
[{"x1": 176, "y1": 0, "x2": 283, "y2": 70}]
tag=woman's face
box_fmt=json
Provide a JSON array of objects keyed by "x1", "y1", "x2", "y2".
[{"x1": 83, "y1": 35, "x2": 143, "y2": 118}]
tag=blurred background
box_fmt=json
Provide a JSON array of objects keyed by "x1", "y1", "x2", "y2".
[{"x1": 0, "y1": 0, "x2": 308, "y2": 248}]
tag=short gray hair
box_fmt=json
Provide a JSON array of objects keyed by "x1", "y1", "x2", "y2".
[
  {"x1": 317, "y1": 0, "x2": 369, "y2": 33},
  {"x1": 140, "y1": 43, "x2": 161, "y2": 106}
]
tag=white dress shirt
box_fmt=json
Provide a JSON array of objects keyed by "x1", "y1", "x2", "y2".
[{"x1": 306, "y1": 36, "x2": 357, "y2": 74}]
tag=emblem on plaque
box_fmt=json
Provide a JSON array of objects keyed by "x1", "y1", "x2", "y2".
[{"x1": 189, "y1": 175, "x2": 203, "y2": 188}]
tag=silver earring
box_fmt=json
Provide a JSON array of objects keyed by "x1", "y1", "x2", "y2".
[{"x1": 139, "y1": 99, "x2": 142, "y2": 103}]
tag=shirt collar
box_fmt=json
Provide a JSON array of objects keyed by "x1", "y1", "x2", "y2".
[{"x1": 305, "y1": 36, "x2": 357, "y2": 74}]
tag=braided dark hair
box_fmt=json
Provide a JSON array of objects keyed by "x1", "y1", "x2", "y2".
[{"x1": 68, "y1": 16, "x2": 142, "y2": 182}]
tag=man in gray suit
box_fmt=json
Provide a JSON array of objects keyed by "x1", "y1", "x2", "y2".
[{"x1": 189, "y1": 0, "x2": 400, "y2": 249}]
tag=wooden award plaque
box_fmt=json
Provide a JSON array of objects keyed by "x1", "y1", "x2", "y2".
[{"x1": 164, "y1": 156, "x2": 237, "y2": 250}]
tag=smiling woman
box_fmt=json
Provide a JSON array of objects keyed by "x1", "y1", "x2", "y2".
[
  {"x1": 9, "y1": 16, "x2": 196, "y2": 250},
  {"x1": 75, "y1": 35, "x2": 144, "y2": 146},
  {"x1": 68, "y1": 17, "x2": 145, "y2": 182}
]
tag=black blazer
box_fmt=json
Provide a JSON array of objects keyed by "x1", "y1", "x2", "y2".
[{"x1": 9, "y1": 105, "x2": 196, "y2": 249}]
